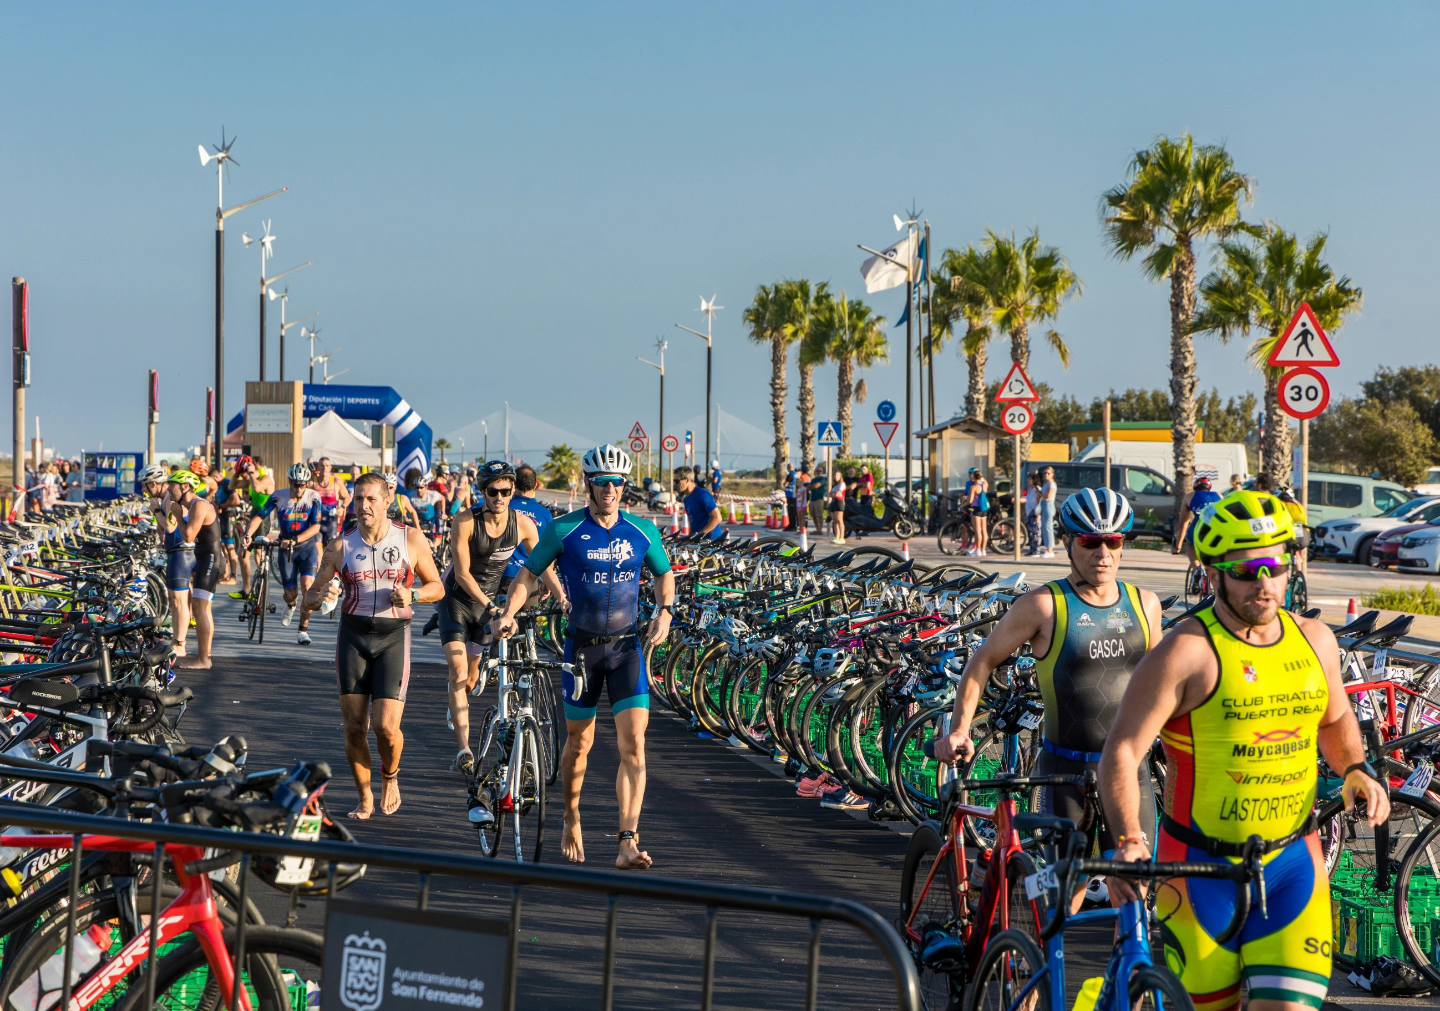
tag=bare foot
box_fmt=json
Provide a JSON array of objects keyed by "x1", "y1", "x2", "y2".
[
  {"x1": 347, "y1": 795, "x2": 374, "y2": 820},
  {"x1": 615, "y1": 833, "x2": 652, "y2": 871},
  {"x1": 176, "y1": 657, "x2": 212, "y2": 670},
  {"x1": 562, "y1": 816, "x2": 585, "y2": 863},
  {"x1": 172, "y1": 643, "x2": 187, "y2": 658},
  {"x1": 380, "y1": 774, "x2": 402, "y2": 816}
]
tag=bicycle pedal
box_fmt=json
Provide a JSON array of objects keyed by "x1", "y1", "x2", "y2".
[{"x1": 866, "y1": 799, "x2": 905, "y2": 822}]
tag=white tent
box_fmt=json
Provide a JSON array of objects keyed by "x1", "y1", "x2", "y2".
[{"x1": 302, "y1": 411, "x2": 389, "y2": 468}]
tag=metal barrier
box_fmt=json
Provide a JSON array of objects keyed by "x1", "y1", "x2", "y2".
[{"x1": 0, "y1": 800, "x2": 923, "y2": 1011}]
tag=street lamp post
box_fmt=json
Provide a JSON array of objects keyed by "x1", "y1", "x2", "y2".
[
  {"x1": 674, "y1": 294, "x2": 721, "y2": 477},
  {"x1": 268, "y1": 288, "x2": 314, "y2": 383},
  {"x1": 482, "y1": 419, "x2": 489, "y2": 461},
  {"x1": 199, "y1": 130, "x2": 287, "y2": 473},
  {"x1": 638, "y1": 339, "x2": 667, "y2": 488}
]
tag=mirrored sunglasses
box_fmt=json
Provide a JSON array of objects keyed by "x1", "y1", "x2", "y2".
[{"x1": 1212, "y1": 554, "x2": 1292, "y2": 581}]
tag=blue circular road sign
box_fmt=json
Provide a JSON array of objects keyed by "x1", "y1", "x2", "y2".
[{"x1": 877, "y1": 400, "x2": 897, "y2": 423}]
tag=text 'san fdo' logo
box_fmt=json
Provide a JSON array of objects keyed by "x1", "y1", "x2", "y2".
[{"x1": 340, "y1": 930, "x2": 387, "y2": 1011}]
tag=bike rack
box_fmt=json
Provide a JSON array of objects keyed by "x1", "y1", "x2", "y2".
[{"x1": 0, "y1": 801, "x2": 923, "y2": 1011}]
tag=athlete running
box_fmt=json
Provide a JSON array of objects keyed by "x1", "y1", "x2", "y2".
[
  {"x1": 494, "y1": 444, "x2": 675, "y2": 870},
  {"x1": 303, "y1": 471, "x2": 444, "y2": 819},
  {"x1": 248, "y1": 464, "x2": 325, "y2": 646},
  {"x1": 228, "y1": 456, "x2": 275, "y2": 600},
  {"x1": 1100, "y1": 490, "x2": 1389, "y2": 1011},
  {"x1": 313, "y1": 456, "x2": 351, "y2": 547},
  {"x1": 937, "y1": 488, "x2": 1162, "y2": 885},
  {"x1": 443, "y1": 460, "x2": 563, "y2": 775},
  {"x1": 505, "y1": 463, "x2": 551, "y2": 583},
  {"x1": 162, "y1": 471, "x2": 213, "y2": 660}
]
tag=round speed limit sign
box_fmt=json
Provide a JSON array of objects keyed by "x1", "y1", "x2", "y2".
[
  {"x1": 1000, "y1": 403, "x2": 1035, "y2": 436},
  {"x1": 1279, "y1": 367, "x2": 1331, "y2": 421}
]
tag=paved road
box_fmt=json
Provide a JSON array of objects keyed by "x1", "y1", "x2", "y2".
[{"x1": 182, "y1": 561, "x2": 1430, "y2": 1009}]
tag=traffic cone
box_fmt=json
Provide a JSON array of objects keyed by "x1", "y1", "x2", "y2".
[
  {"x1": 1346, "y1": 598, "x2": 1358, "y2": 622},
  {"x1": 901, "y1": 541, "x2": 911, "y2": 562},
  {"x1": 670, "y1": 508, "x2": 679, "y2": 534},
  {"x1": 743, "y1": 500, "x2": 753, "y2": 526},
  {"x1": 752, "y1": 529, "x2": 759, "y2": 542},
  {"x1": 800, "y1": 525, "x2": 809, "y2": 552},
  {"x1": 681, "y1": 510, "x2": 691, "y2": 536}
]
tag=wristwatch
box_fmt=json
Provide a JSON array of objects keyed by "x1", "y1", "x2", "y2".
[
  {"x1": 657, "y1": 604, "x2": 676, "y2": 616},
  {"x1": 1344, "y1": 761, "x2": 1382, "y2": 783}
]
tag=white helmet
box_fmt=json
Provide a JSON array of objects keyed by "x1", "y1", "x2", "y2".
[
  {"x1": 288, "y1": 463, "x2": 313, "y2": 483},
  {"x1": 711, "y1": 459, "x2": 719, "y2": 469},
  {"x1": 582, "y1": 444, "x2": 631, "y2": 478},
  {"x1": 140, "y1": 464, "x2": 168, "y2": 484},
  {"x1": 1059, "y1": 488, "x2": 1134, "y2": 535},
  {"x1": 383, "y1": 471, "x2": 398, "y2": 490}
]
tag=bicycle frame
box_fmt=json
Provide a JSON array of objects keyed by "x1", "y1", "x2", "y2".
[{"x1": 1001, "y1": 902, "x2": 1155, "y2": 1011}]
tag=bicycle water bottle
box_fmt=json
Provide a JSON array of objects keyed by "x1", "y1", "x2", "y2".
[
  {"x1": 12, "y1": 923, "x2": 111, "y2": 1009},
  {"x1": 1072, "y1": 976, "x2": 1105, "y2": 1011}
]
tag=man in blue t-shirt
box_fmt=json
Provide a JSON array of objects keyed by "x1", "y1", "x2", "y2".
[
  {"x1": 1173, "y1": 475, "x2": 1224, "y2": 558},
  {"x1": 505, "y1": 464, "x2": 554, "y2": 584},
  {"x1": 676, "y1": 467, "x2": 724, "y2": 541},
  {"x1": 710, "y1": 460, "x2": 724, "y2": 495}
]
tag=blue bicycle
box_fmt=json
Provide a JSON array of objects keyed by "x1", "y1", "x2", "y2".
[{"x1": 963, "y1": 826, "x2": 1266, "y2": 1011}]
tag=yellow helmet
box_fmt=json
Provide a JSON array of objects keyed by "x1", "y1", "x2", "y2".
[
  {"x1": 1192, "y1": 490, "x2": 1296, "y2": 563},
  {"x1": 168, "y1": 469, "x2": 205, "y2": 494}
]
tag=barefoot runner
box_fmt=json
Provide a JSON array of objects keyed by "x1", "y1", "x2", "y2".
[
  {"x1": 494, "y1": 444, "x2": 675, "y2": 870},
  {"x1": 177, "y1": 472, "x2": 220, "y2": 670},
  {"x1": 304, "y1": 472, "x2": 444, "y2": 819}
]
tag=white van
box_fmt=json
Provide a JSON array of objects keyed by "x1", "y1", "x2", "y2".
[
  {"x1": 1415, "y1": 465, "x2": 1440, "y2": 497},
  {"x1": 1073, "y1": 441, "x2": 1249, "y2": 488}
]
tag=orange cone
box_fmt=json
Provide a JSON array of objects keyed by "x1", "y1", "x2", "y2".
[
  {"x1": 681, "y1": 510, "x2": 691, "y2": 535},
  {"x1": 800, "y1": 525, "x2": 809, "y2": 552},
  {"x1": 744, "y1": 500, "x2": 754, "y2": 525},
  {"x1": 1346, "y1": 597, "x2": 1358, "y2": 621},
  {"x1": 752, "y1": 529, "x2": 759, "y2": 542},
  {"x1": 901, "y1": 541, "x2": 910, "y2": 561}
]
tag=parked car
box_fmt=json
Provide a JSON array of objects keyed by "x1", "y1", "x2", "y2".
[
  {"x1": 1395, "y1": 524, "x2": 1440, "y2": 573},
  {"x1": 1303, "y1": 472, "x2": 1415, "y2": 526},
  {"x1": 1021, "y1": 461, "x2": 1176, "y2": 539},
  {"x1": 1312, "y1": 496, "x2": 1440, "y2": 564},
  {"x1": 1371, "y1": 520, "x2": 1434, "y2": 568},
  {"x1": 1073, "y1": 440, "x2": 1249, "y2": 489},
  {"x1": 1414, "y1": 465, "x2": 1440, "y2": 497}
]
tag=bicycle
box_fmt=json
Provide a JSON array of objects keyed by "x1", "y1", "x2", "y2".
[
  {"x1": 467, "y1": 635, "x2": 568, "y2": 861},
  {"x1": 238, "y1": 538, "x2": 277, "y2": 644}
]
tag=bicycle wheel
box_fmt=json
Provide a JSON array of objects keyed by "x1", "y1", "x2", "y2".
[
  {"x1": 990, "y1": 519, "x2": 1017, "y2": 556},
  {"x1": 938, "y1": 520, "x2": 973, "y2": 557},
  {"x1": 533, "y1": 671, "x2": 563, "y2": 787},
  {"x1": 890, "y1": 704, "x2": 949, "y2": 824},
  {"x1": 511, "y1": 717, "x2": 548, "y2": 863},
  {"x1": 962, "y1": 928, "x2": 1050, "y2": 1011},
  {"x1": 256, "y1": 560, "x2": 270, "y2": 644},
  {"x1": 123, "y1": 925, "x2": 325, "y2": 1011},
  {"x1": 723, "y1": 656, "x2": 772, "y2": 755},
  {"x1": 1127, "y1": 965, "x2": 1195, "y2": 1011},
  {"x1": 1394, "y1": 809, "x2": 1440, "y2": 987},
  {"x1": 247, "y1": 568, "x2": 262, "y2": 642},
  {"x1": 900, "y1": 821, "x2": 966, "y2": 1011},
  {"x1": 1286, "y1": 569, "x2": 1309, "y2": 613},
  {"x1": 1182, "y1": 563, "x2": 1206, "y2": 606}
]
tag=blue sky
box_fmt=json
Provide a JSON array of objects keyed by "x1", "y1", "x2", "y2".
[{"x1": 3, "y1": 2, "x2": 1437, "y2": 460}]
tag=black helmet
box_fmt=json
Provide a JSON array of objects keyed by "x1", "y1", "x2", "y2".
[{"x1": 479, "y1": 459, "x2": 516, "y2": 488}]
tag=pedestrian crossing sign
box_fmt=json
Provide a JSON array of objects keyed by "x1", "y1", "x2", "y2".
[
  {"x1": 1267, "y1": 303, "x2": 1339, "y2": 368},
  {"x1": 817, "y1": 421, "x2": 844, "y2": 447}
]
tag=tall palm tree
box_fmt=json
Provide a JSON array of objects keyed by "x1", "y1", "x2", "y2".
[
  {"x1": 743, "y1": 284, "x2": 789, "y2": 481},
  {"x1": 982, "y1": 230, "x2": 1079, "y2": 457},
  {"x1": 1102, "y1": 133, "x2": 1254, "y2": 513},
  {"x1": 542, "y1": 444, "x2": 579, "y2": 489},
  {"x1": 780, "y1": 279, "x2": 830, "y2": 473},
  {"x1": 807, "y1": 292, "x2": 888, "y2": 455},
  {"x1": 1192, "y1": 224, "x2": 1363, "y2": 485},
  {"x1": 433, "y1": 437, "x2": 452, "y2": 463},
  {"x1": 935, "y1": 245, "x2": 1004, "y2": 422}
]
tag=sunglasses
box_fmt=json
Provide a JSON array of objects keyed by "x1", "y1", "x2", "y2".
[
  {"x1": 590, "y1": 477, "x2": 625, "y2": 488},
  {"x1": 1212, "y1": 554, "x2": 1292, "y2": 581},
  {"x1": 1074, "y1": 533, "x2": 1125, "y2": 551},
  {"x1": 485, "y1": 486, "x2": 514, "y2": 499}
]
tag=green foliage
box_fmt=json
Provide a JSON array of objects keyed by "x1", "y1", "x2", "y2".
[
  {"x1": 1309, "y1": 398, "x2": 1440, "y2": 485},
  {"x1": 1363, "y1": 585, "x2": 1440, "y2": 617},
  {"x1": 1195, "y1": 390, "x2": 1260, "y2": 446},
  {"x1": 832, "y1": 456, "x2": 886, "y2": 486},
  {"x1": 982, "y1": 230, "x2": 1080, "y2": 366},
  {"x1": 542, "y1": 444, "x2": 580, "y2": 489},
  {"x1": 1361, "y1": 365, "x2": 1440, "y2": 445}
]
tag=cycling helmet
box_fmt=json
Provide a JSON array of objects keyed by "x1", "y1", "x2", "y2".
[
  {"x1": 435, "y1": 463, "x2": 451, "y2": 477},
  {"x1": 189, "y1": 457, "x2": 210, "y2": 477},
  {"x1": 1191, "y1": 490, "x2": 1296, "y2": 563},
  {"x1": 383, "y1": 472, "x2": 398, "y2": 490},
  {"x1": 168, "y1": 470, "x2": 205, "y2": 493},
  {"x1": 1193, "y1": 476, "x2": 1212, "y2": 491},
  {"x1": 1059, "y1": 488, "x2": 1134, "y2": 535},
  {"x1": 140, "y1": 463, "x2": 168, "y2": 485},
  {"x1": 288, "y1": 463, "x2": 312, "y2": 484},
  {"x1": 478, "y1": 460, "x2": 516, "y2": 488},
  {"x1": 236, "y1": 455, "x2": 256, "y2": 473},
  {"x1": 582, "y1": 443, "x2": 632, "y2": 478},
  {"x1": 251, "y1": 806, "x2": 367, "y2": 896},
  {"x1": 422, "y1": 470, "x2": 435, "y2": 484}
]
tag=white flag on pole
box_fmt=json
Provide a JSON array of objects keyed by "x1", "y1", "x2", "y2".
[{"x1": 859, "y1": 231, "x2": 918, "y2": 294}]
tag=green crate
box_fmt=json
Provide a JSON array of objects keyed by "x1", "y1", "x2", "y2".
[{"x1": 1336, "y1": 897, "x2": 1408, "y2": 965}]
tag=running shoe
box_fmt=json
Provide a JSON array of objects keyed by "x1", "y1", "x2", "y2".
[
  {"x1": 820, "y1": 789, "x2": 870, "y2": 811},
  {"x1": 467, "y1": 789, "x2": 495, "y2": 827},
  {"x1": 452, "y1": 750, "x2": 476, "y2": 778},
  {"x1": 227, "y1": 591, "x2": 246, "y2": 601},
  {"x1": 796, "y1": 772, "x2": 832, "y2": 797},
  {"x1": 282, "y1": 605, "x2": 296, "y2": 627},
  {"x1": 297, "y1": 629, "x2": 312, "y2": 646}
]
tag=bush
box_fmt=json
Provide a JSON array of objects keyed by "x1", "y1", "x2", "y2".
[
  {"x1": 832, "y1": 456, "x2": 886, "y2": 488},
  {"x1": 1362, "y1": 585, "x2": 1440, "y2": 617}
]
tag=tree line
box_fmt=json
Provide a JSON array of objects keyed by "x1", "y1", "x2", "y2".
[{"x1": 744, "y1": 133, "x2": 1372, "y2": 514}]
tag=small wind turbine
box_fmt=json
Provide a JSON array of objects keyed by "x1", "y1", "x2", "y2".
[
  {"x1": 241, "y1": 219, "x2": 276, "y2": 271},
  {"x1": 699, "y1": 294, "x2": 724, "y2": 325},
  {"x1": 198, "y1": 127, "x2": 239, "y2": 206}
]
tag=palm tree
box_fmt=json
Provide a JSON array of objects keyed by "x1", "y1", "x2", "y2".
[
  {"x1": 542, "y1": 444, "x2": 580, "y2": 489},
  {"x1": 807, "y1": 292, "x2": 888, "y2": 455},
  {"x1": 743, "y1": 284, "x2": 790, "y2": 482},
  {"x1": 982, "y1": 230, "x2": 1079, "y2": 457},
  {"x1": 934, "y1": 245, "x2": 1004, "y2": 422},
  {"x1": 1192, "y1": 224, "x2": 1362, "y2": 485},
  {"x1": 433, "y1": 437, "x2": 452, "y2": 464},
  {"x1": 1102, "y1": 133, "x2": 1254, "y2": 514},
  {"x1": 778, "y1": 279, "x2": 829, "y2": 473}
]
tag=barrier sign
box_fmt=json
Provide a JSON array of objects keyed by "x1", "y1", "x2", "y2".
[{"x1": 323, "y1": 899, "x2": 509, "y2": 1011}]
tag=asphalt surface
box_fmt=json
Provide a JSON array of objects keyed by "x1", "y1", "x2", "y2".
[{"x1": 181, "y1": 550, "x2": 1436, "y2": 1010}]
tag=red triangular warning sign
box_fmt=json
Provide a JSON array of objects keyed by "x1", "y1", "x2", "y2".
[
  {"x1": 873, "y1": 421, "x2": 899, "y2": 448},
  {"x1": 628, "y1": 421, "x2": 648, "y2": 442},
  {"x1": 1267, "y1": 303, "x2": 1339, "y2": 369},
  {"x1": 994, "y1": 362, "x2": 1040, "y2": 402}
]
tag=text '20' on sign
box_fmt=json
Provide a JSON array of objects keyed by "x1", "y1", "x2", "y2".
[
  {"x1": 1279, "y1": 367, "x2": 1331, "y2": 421},
  {"x1": 1000, "y1": 403, "x2": 1035, "y2": 436}
]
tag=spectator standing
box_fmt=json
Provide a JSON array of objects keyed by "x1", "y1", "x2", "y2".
[
  {"x1": 784, "y1": 465, "x2": 797, "y2": 530},
  {"x1": 711, "y1": 460, "x2": 724, "y2": 495},
  {"x1": 860, "y1": 467, "x2": 875, "y2": 510},
  {"x1": 1040, "y1": 466, "x2": 1057, "y2": 558},
  {"x1": 794, "y1": 468, "x2": 811, "y2": 533},
  {"x1": 1025, "y1": 472, "x2": 1042, "y2": 555},
  {"x1": 829, "y1": 470, "x2": 848, "y2": 544}
]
